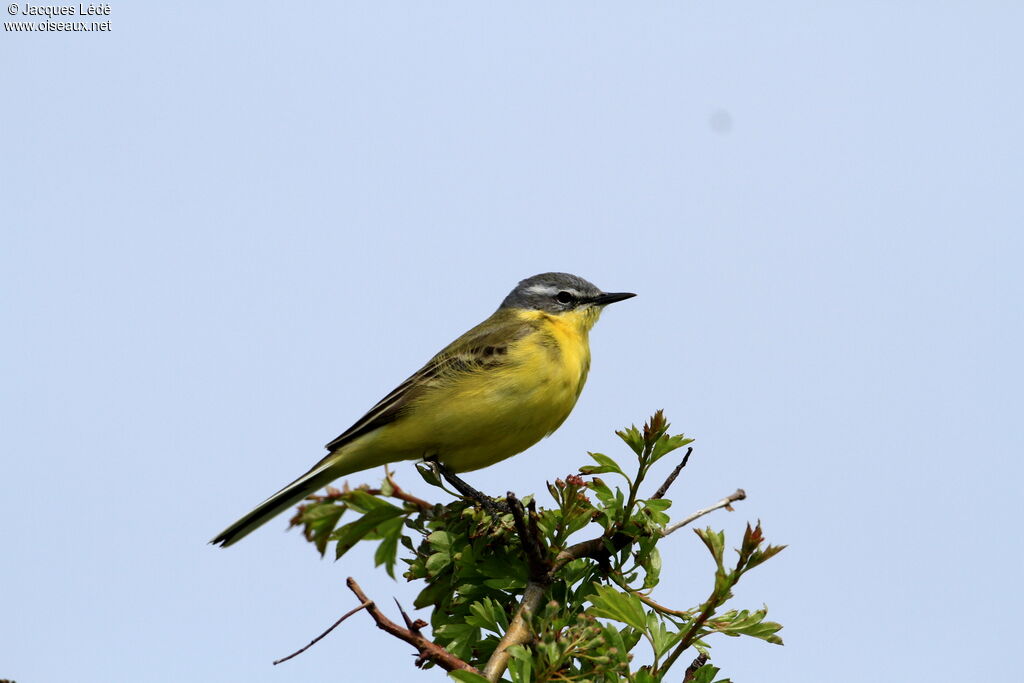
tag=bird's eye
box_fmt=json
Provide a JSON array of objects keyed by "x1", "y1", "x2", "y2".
[{"x1": 555, "y1": 291, "x2": 574, "y2": 304}]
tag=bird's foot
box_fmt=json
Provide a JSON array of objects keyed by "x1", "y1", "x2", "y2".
[{"x1": 428, "y1": 459, "x2": 510, "y2": 516}]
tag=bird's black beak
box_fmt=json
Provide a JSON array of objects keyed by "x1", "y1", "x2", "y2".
[{"x1": 591, "y1": 292, "x2": 637, "y2": 306}]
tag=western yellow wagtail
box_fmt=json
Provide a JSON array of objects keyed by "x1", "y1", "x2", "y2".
[{"x1": 211, "y1": 272, "x2": 634, "y2": 547}]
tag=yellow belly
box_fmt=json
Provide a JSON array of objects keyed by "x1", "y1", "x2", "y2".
[{"x1": 360, "y1": 317, "x2": 592, "y2": 472}]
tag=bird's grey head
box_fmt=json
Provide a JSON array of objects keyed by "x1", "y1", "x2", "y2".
[{"x1": 500, "y1": 272, "x2": 636, "y2": 313}]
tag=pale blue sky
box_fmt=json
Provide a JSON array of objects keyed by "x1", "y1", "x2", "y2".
[{"x1": 2, "y1": 3, "x2": 1021, "y2": 681}]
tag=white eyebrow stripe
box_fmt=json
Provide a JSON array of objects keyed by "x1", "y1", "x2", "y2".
[{"x1": 524, "y1": 284, "x2": 583, "y2": 298}]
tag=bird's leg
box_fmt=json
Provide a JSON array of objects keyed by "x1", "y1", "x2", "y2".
[{"x1": 429, "y1": 459, "x2": 510, "y2": 516}]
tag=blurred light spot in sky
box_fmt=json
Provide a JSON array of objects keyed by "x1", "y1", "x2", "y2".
[{"x1": 710, "y1": 109, "x2": 733, "y2": 134}]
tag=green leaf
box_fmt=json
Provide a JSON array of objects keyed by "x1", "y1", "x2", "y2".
[
  {"x1": 373, "y1": 517, "x2": 404, "y2": 578},
  {"x1": 301, "y1": 502, "x2": 345, "y2": 522},
  {"x1": 302, "y1": 503, "x2": 345, "y2": 556},
  {"x1": 650, "y1": 434, "x2": 694, "y2": 464},
  {"x1": 634, "y1": 668, "x2": 658, "y2": 683},
  {"x1": 615, "y1": 425, "x2": 645, "y2": 455},
  {"x1": 465, "y1": 597, "x2": 509, "y2": 633},
  {"x1": 434, "y1": 622, "x2": 480, "y2": 661},
  {"x1": 415, "y1": 461, "x2": 443, "y2": 488},
  {"x1": 694, "y1": 527, "x2": 726, "y2": 568},
  {"x1": 587, "y1": 584, "x2": 649, "y2": 632},
  {"x1": 643, "y1": 498, "x2": 672, "y2": 513},
  {"x1": 346, "y1": 489, "x2": 400, "y2": 514},
  {"x1": 586, "y1": 452, "x2": 626, "y2": 477},
  {"x1": 425, "y1": 551, "x2": 452, "y2": 575},
  {"x1": 646, "y1": 611, "x2": 682, "y2": 657},
  {"x1": 428, "y1": 530, "x2": 454, "y2": 553},
  {"x1": 690, "y1": 663, "x2": 723, "y2": 683},
  {"x1": 448, "y1": 671, "x2": 489, "y2": 683},
  {"x1": 641, "y1": 546, "x2": 663, "y2": 589},
  {"x1": 506, "y1": 644, "x2": 533, "y2": 683},
  {"x1": 709, "y1": 608, "x2": 784, "y2": 645},
  {"x1": 331, "y1": 506, "x2": 405, "y2": 560},
  {"x1": 589, "y1": 477, "x2": 616, "y2": 508},
  {"x1": 745, "y1": 543, "x2": 787, "y2": 572}
]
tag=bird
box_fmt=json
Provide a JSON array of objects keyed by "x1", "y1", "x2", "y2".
[{"x1": 211, "y1": 272, "x2": 635, "y2": 547}]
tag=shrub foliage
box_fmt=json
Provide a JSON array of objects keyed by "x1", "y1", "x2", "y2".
[{"x1": 289, "y1": 412, "x2": 784, "y2": 682}]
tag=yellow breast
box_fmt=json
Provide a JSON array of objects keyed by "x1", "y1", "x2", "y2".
[{"x1": 355, "y1": 307, "x2": 600, "y2": 473}]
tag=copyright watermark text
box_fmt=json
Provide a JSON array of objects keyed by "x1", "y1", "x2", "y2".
[{"x1": 5, "y1": 3, "x2": 112, "y2": 32}]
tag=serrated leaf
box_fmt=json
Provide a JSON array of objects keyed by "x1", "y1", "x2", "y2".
[
  {"x1": 373, "y1": 517, "x2": 404, "y2": 578},
  {"x1": 428, "y1": 530, "x2": 454, "y2": 553},
  {"x1": 587, "y1": 452, "x2": 625, "y2": 477},
  {"x1": 745, "y1": 543, "x2": 787, "y2": 572},
  {"x1": 346, "y1": 489, "x2": 400, "y2": 514},
  {"x1": 690, "y1": 663, "x2": 723, "y2": 683},
  {"x1": 650, "y1": 434, "x2": 694, "y2": 464},
  {"x1": 331, "y1": 506, "x2": 405, "y2": 560},
  {"x1": 587, "y1": 584, "x2": 649, "y2": 632},
  {"x1": 465, "y1": 597, "x2": 509, "y2": 633},
  {"x1": 634, "y1": 670, "x2": 658, "y2": 683},
  {"x1": 589, "y1": 477, "x2": 615, "y2": 508},
  {"x1": 434, "y1": 623, "x2": 479, "y2": 661},
  {"x1": 709, "y1": 608, "x2": 785, "y2": 645},
  {"x1": 615, "y1": 425, "x2": 645, "y2": 455}
]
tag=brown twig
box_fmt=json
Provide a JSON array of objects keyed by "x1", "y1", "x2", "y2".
[
  {"x1": 651, "y1": 446, "x2": 693, "y2": 500},
  {"x1": 345, "y1": 577, "x2": 481, "y2": 673},
  {"x1": 662, "y1": 489, "x2": 746, "y2": 537},
  {"x1": 381, "y1": 469, "x2": 433, "y2": 511},
  {"x1": 272, "y1": 600, "x2": 372, "y2": 665}
]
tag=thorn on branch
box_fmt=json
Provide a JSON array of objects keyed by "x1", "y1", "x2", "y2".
[{"x1": 344, "y1": 577, "x2": 482, "y2": 674}]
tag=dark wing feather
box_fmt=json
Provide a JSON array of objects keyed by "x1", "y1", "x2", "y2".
[{"x1": 323, "y1": 312, "x2": 537, "y2": 453}]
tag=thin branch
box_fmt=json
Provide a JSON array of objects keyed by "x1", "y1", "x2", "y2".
[
  {"x1": 292, "y1": 474, "x2": 432, "y2": 520},
  {"x1": 612, "y1": 578, "x2": 693, "y2": 620},
  {"x1": 651, "y1": 446, "x2": 693, "y2": 500},
  {"x1": 433, "y1": 460, "x2": 510, "y2": 515},
  {"x1": 345, "y1": 577, "x2": 481, "y2": 674},
  {"x1": 272, "y1": 600, "x2": 371, "y2": 665},
  {"x1": 661, "y1": 489, "x2": 746, "y2": 537},
  {"x1": 381, "y1": 469, "x2": 433, "y2": 511}
]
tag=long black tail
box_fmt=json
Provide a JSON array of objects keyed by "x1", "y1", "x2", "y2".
[{"x1": 210, "y1": 462, "x2": 342, "y2": 547}]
